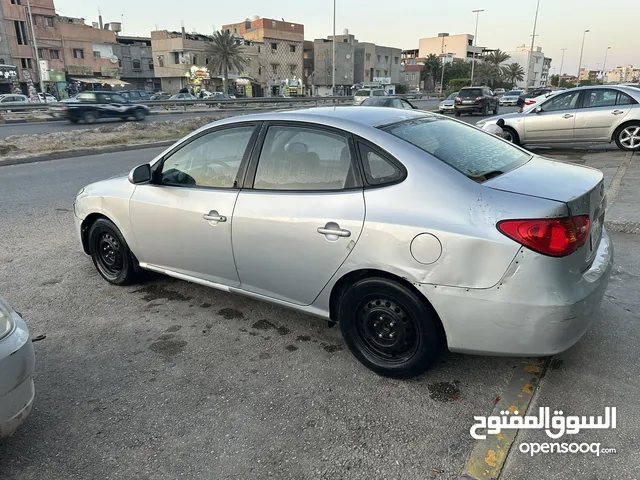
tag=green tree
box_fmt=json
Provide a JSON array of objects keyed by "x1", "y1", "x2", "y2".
[
  {"x1": 449, "y1": 78, "x2": 471, "y2": 91},
  {"x1": 207, "y1": 30, "x2": 247, "y2": 94},
  {"x1": 504, "y1": 63, "x2": 525, "y2": 86},
  {"x1": 484, "y1": 49, "x2": 511, "y2": 67},
  {"x1": 443, "y1": 62, "x2": 472, "y2": 86},
  {"x1": 550, "y1": 74, "x2": 560, "y2": 87},
  {"x1": 421, "y1": 54, "x2": 442, "y2": 90},
  {"x1": 395, "y1": 83, "x2": 408, "y2": 94}
]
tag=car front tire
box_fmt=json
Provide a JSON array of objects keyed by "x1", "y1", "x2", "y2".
[
  {"x1": 88, "y1": 218, "x2": 138, "y2": 286},
  {"x1": 83, "y1": 111, "x2": 97, "y2": 124},
  {"x1": 454, "y1": 110, "x2": 461, "y2": 117},
  {"x1": 502, "y1": 126, "x2": 520, "y2": 145},
  {"x1": 338, "y1": 277, "x2": 442, "y2": 379},
  {"x1": 133, "y1": 109, "x2": 146, "y2": 121}
]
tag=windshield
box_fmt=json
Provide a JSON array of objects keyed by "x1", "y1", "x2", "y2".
[
  {"x1": 381, "y1": 117, "x2": 531, "y2": 181},
  {"x1": 446, "y1": 92, "x2": 458, "y2": 100},
  {"x1": 505, "y1": 91, "x2": 522, "y2": 96},
  {"x1": 355, "y1": 90, "x2": 370, "y2": 97},
  {"x1": 459, "y1": 88, "x2": 482, "y2": 98}
]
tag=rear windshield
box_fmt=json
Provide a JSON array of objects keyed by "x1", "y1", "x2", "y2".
[
  {"x1": 361, "y1": 97, "x2": 388, "y2": 106},
  {"x1": 381, "y1": 117, "x2": 531, "y2": 181},
  {"x1": 505, "y1": 91, "x2": 522, "y2": 96},
  {"x1": 372, "y1": 90, "x2": 385, "y2": 96},
  {"x1": 355, "y1": 90, "x2": 370, "y2": 97},
  {"x1": 459, "y1": 88, "x2": 482, "y2": 98}
]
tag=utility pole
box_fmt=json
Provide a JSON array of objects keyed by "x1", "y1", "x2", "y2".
[
  {"x1": 577, "y1": 29, "x2": 590, "y2": 86},
  {"x1": 332, "y1": 0, "x2": 336, "y2": 96},
  {"x1": 26, "y1": 0, "x2": 46, "y2": 102},
  {"x1": 470, "y1": 10, "x2": 483, "y2": 86},
  {"x1": 602, "y1": 46, "x2": 611, "y2": 83},
  {"x1": 558, "y1": 48, "x2": 567, "y2": 87},
  {"x1": 525, "y1": 0, "x2": 541, "y2": 91},
  {"x1": 437, "y1": 33, "x2": 448, "y2": 96}
]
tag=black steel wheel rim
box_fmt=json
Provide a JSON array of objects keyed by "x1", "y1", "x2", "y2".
[
  {"x1": 95, "y1": 231, "x2": 123, "y2": 277},
  {"x1": 355, "y1": 295, "x2": 419, "y2": 364}
]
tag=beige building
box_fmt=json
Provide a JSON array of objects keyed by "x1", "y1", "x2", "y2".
[
  {"x1": 223, "y1": 17, "x2": 304, "y2": 96},
  {"x1": 418, "y1": 33, "x2": 482, "y2": 61},
  {"x1": 605, "y1": 65, "x2": 640, "y2": 84},
  {"x1": 579, "y1": 68, "x2": 599, "y2": 83},
  {"x1": 502, "y1": 46, "x2": 552, "y2": 89}
]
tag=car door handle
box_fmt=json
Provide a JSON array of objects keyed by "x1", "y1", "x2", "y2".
[
  {"x1": 612, "y1": 110, "x2": 625, "y2": 115},
  {"x1": 563, "y1": 114, "x2": 574, "y2": 119},
  {"x1": 317, "y1": 227, "x2": 351, "y2": 237},
  {"x1": 203, "y1": 211, "x2": 227, "y2": 222}
]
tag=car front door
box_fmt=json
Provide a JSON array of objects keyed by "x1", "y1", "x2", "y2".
[
  {"x1": 129, "y1": 124, "x2": 259, "y2": 286},
  {"x1": 99, "y1": 93, "x2": 129, "y2": 117},
  {"x1": 231, "y1": 123, "x2": 366, "y2": 305},
  {"x1": 523, "y1": 90, "x2": 582, "y2": 142},
  {"x1": 574, "y1": 88, "x2": 636, "y2": 141}
]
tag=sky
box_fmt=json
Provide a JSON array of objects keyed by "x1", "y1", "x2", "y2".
[{"x1": 54, "y1": 0, "x2": 640, "y2": 76}]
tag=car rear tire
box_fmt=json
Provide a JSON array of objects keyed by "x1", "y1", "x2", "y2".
[
  {"x1": 88, "y1": 218, "x2": 138, "y2": 286},
  {"x1": 338, "y1": 277, "x2": 442, "y2": 379},
  {"x1": 69, "y1": 118, "x2": 79, "y2": 124},
  {"x1": 482, "y1": 104, "x2": 489, "y2": 116},
  {"x1": 454, "y1": 111, "x2": 461, "y2": 117},
  {"x1": 502, "y1": 126, "x2": 520, "y2": 145},
  {"x1": 614, "y1": 122, "x2": 640, "y2": 152},
  {"x1": 83, "y1": 111, "x2": 97, "y2": 124},
  {"x1": 133, "y1": 109, "x2": 146, "y2": 121}
]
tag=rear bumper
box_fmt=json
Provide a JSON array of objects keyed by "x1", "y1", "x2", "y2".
[
  {"x1": 439, "y1": 104, "x2": 455, "y2": 112},
  {"x1": 500, "y1": 100, "x2": 518, "y2": 105},
  {"x1": 455, "y1": 104, "x2": 484, "y2": 112},
  {"x1": 0, "y1": 314, "x2": 36, "y2": 438},
  {"x1": 418, "y1": 228, "x2": 614, "y2": 356}
]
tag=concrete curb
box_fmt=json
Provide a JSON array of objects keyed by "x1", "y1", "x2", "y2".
[
  {"x1": 0, "y1": 141, "x2": 176, "y2": 167},
  {"x1": 460, "y1": 358, "x2": 550, "y2": 480},
  {"x1": 604, "y1": 220, "x2": 640, "y2": 235}
]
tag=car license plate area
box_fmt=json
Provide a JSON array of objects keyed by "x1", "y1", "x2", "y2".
[{"x1": 463, "y1": 100, "x2": 473, "y2": 104}]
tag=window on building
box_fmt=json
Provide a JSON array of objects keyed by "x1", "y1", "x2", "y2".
[
  {"x1": 411, "y1": 73, "x2": 416, "y2": 80},
  {"x1": 394, "y1": 56, "x2": 399, "y2": 65},
  {"x1": 271, "y1": 64, "x2": 278, "y2": 74},
  {"x1": 44, "y1": 16, "x2": 54, "y2": 27},
  {"x1": 377, "y1": 55, "x2": 381, "y2": 62},
  {"x1": 148, "y1": 61, "x2": 154, "y2": 70},
  {"x1": 271, "y1": 42, "x2": 277, "y2": 52},
  {"x1": 258, "y1": 46, "x2": 261, "y2": 53},
  {"x1": 258, "y1": 66, "x2": 262, "y2": 75},
  {"x1": 405, "y1": 73, "x2": 409, "y2": 81},
  {"x1": 385, "y1": 55, "x2": 389, "y2": 62},
  {"x1": 289, "y1": 64, "x2": 296, "y2": 75},
  {"x1": 37, "y1": 48, "x2": 45, "y2": 59},
  {"x1": 10, "y1": 0, "x2": 21, "y2": 4},
  {"x1": 0, "y1": 59, "x2": 5, "y2": 65},
  {"x1": 133, "y1": 59, "x2": 141, "y2": 70},
  {"x1": 14, "y1": 21, "x2": 28, "y2": 46},
  {"x1": 290, "y1": 45, "x2": 296, "y2": 53},
  {"x1": 384, "y1": 70, "x2": 388, "y2": 76},
  {"x1": 173, "y1": 52, "x2": 181, "y2": 64},
  {"x1": 49, "y1": 49, "x2": 60, "y2": 60},
  {"x1": 73, "y1": 49, "x2": 84, "y2": 59},
  {"x1": 366, "y1": 53, "x2": 371, "y2": 62},
  {"x1": 376, "y1": 70, "x2": 380, "y2": 77},
  {"x1": 272, "y1": 20, "x2": 277, "y2": 28},
  {"x1": 157, "y1": 55, "x2": 165, "y2": 67},
  {"x1": 20, "y1": 58, "x2": 32, "y2": 69},
  {"x1": 93, "y1": 51, "x2": 101, "y2": 58}
]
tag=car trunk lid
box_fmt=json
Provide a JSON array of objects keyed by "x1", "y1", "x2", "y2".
[{"x1": 485, "y1": 156, "x2": 606, "y2": 268}]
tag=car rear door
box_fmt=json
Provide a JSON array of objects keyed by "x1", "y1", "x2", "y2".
[
  {"x1": 574, "y1": 88, "x2": 636, "y2": 141},
  {"x1": 231, "y1": 122, "x2": 366, "y2": 306},
  {"x1": 129, "y1": 124, "x2": 260, "y2": 286},
  {"x1": 523, "y1": 89, "x2": 582, "y2": 142}
]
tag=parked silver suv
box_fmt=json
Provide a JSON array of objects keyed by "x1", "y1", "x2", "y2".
[{"x1": 354, "y1": 88, "x2": 387, "y2": 105}]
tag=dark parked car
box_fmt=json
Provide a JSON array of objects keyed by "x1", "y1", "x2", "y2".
[
  {"x1": 118, "y1": 90, "x2": 153, "y2": 101},
  {"x1": 64, "y1": 92, "x2": 150, "y2": 124},
  {"x1": 454, "y1": 87, "x2": 500, "y2": 116},
  {"x1": 359, "y1": 97, "x2": 417, "y2": 109}
]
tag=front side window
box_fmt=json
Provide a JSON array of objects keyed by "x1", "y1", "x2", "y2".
[
  {"x1": 355, "y1": 90, "x2": 370, "y2": 97},
  {"x1": 254, "y1": 126, "x2": 354, "y2": 191},
  {"x1": 541, "y1": 91, "x2": 581, "y2": 112},
  {"x1": 78, "y1": 93, "x2": 96, "y2": 102},
  {"x1": 382, "y1": 117, "x2": 531, "y2": 181},
  {"x1": 160, "y1": 127, "x2": 255, "y2": 188}
]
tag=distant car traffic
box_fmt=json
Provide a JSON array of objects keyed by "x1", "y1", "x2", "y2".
[
  {"x1": 61, "y1": 94, "x2": 81, "y2": 103},
  {"x1": 439, "y1": 92, "x2": 459, "y2": 113},
  {"x1": 477, "y1": 85, "x2": 640, "y2": 151},
  {"x1": 353, "y1": 88, "x2": 387, "y2": 105},
  {"x1": 523, "y1": 90, "x2": 562, "y2": 108},
  {"x1": 494, "y1": 88, "x2": 506, "y2": 96},
  {"x1": 150, "y1": 92, "x2": 171, "y2": 101},
  {"x1": 500, "y1": 90, "x2": 525, "y2": 106},
  {"x1": 0, "y1": 94, "x2": 30, "y2": 107},
  {"x1": 454, "y1": 86, "x2": 500, "y2": 116},
  {"x1": 169, "y1": 93, "x2": 197, "y2": 101},
  {"x1": 32, "y1": 92, "x2": 58, "y2": 103},
  {"x1": 61, "y1": 91, "x2": 150, "y2": 124},
  {"x1": 359, "y1": 96, "x2": 417, "y2": 109},
  {"x1": 118, "y1": 90, "x2": 153, "y2": 102},
  {"x1": 0, "y1": 295, "x2": 35, "y2": 439},
  {"x1": 74, "y1": 106, "x2": 613, "y2": 379}
]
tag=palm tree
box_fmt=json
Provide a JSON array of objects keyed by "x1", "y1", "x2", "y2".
[
  {"x1": 421, "y1": 53, "x2": 442, "y2": 90},
  {"x1": 207, "y1": 30, "x2": 247, "y2": 94},
  {"x1": 505, "y1": 63, "x2": 525, "y2": 87},
  {"x1": 484, "y1": 49, "x2": 511, "y2": 66}
]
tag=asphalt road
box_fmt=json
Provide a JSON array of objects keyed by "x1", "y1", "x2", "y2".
[{"x1": 0, "y1": 146, "x2": 638, "y2": 479}]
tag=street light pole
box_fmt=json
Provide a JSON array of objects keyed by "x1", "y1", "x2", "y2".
[
  {"x1": 331, "y1": 0, "x2": 336, "y2": 96},
  {"x1": 26, "y1": 0, "x2": 46, "y2": 102},
  {"x1": 525, "y1": 0, "x2": 541, "y2": 90},
  {"x1": 437, "y1": 33, "x2": 448, "y2": 96},
  {"x1": 470, "y1": 9, "x2": 483, "y2": 86},
  {"x1": 602, "y1": 46, "x2": 611, "y2": 83},
  {"x1": 577, "y1": 29, "x2": 590, "y2": 86},
  {"x1": 559, "y1": 48, "x2": 567, "y2": 76}
]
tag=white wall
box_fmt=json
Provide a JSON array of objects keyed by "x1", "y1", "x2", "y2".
[{"x1": 92, "y1": 43, "x2": 114, "y2": 59}]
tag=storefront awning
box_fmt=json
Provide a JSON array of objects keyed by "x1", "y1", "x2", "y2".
[{"x1": 69, "y1": 77, "x2": 130, "y2": 86}]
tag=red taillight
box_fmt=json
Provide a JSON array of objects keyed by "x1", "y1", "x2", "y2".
[
  {"x1": 525, "y1": 100, "x2": 536, "y2": 105},
  {"x1": 497, "y1": 216, "x2": 590, "y2": 257}
]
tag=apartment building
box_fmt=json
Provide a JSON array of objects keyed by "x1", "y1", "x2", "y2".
[
  {"x1": 313, "y1": 30, "x2": 357, "y2": 95},
  {"x1": 579, "y1": 68, "x2": 599, "y2": 83},
  {"x1": 418, "y1": 34, "x2": 482, "y2": 61},
  {"x1": 502, "y1": 45, "x2": 552, "y2": 89},
  {"x1": 303, "y1": 40, "x2": 313, "y2": 93},
  {"x1": 113, "y1": 35, "x2": 159, "y2": 91},
  {"x1": 400, "y1": 64, "x2": 422, "y2": 91},
  {"x1": 605, "y1": 65, "x2": 640, "y2": 84},
  {"x1": 223, "y1": 16, "x2": 304, "y2": 96}
]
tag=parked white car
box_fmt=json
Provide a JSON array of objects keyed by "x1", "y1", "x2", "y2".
[
  {"x1": 0, "y1": 296, "x2": 35, "y2": 438},
  {"x1": 0, "y1": 94, "x2": 30, "y2": 107},
  {"x1": 32, "y1": 93, "x2": 58, "y2": 103}
]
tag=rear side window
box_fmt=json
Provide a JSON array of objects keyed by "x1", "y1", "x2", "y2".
[
  {"x1": 358, "y1": 143, "x2": 404, "y2": 185},
  {"x1": 372, "y1": 90, "x2": 385, "y2": 96},
  {"x1": 459, "y1": 88, "x2": 482, "y2": 98},
  {"x1": 355, "y1": 90, "x2": 370, "y2": 97},
  {"x1": 382, "y1": 117, "x2": 531, "y2": 181}
]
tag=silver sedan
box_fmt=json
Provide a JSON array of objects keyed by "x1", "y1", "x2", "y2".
[
  {"x1": 478, "y1": 85, "x2": 640, "y2": 151},
  {"x1": 74, "y1": 107, "x2": 613, "y2": 379}
]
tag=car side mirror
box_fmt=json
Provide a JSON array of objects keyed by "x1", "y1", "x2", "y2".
[
  {"x1": 535, "y1": 106, "x2": 543, "y2": 113},
  {"x1": 129, "y1": 164, "x2": 152, "y2": 184}
]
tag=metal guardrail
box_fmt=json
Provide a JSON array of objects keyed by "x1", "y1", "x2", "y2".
[{"x1": 0, "y1": 94, "x2": 430, "y2": 114}]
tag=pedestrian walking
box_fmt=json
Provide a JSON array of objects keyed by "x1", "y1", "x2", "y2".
[{"x1": 516, "y1": 95, "x2": 525, "y2": 113}]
